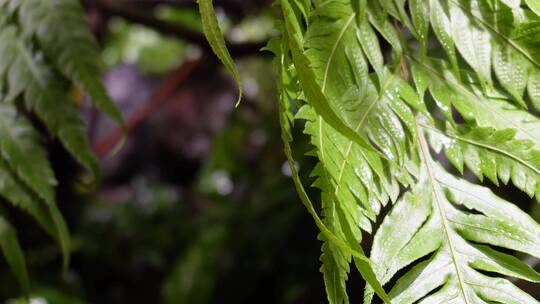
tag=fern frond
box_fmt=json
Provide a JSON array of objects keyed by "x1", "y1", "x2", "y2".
[
  {"x1": 301, "y1": 1, "x2": 422, "y2": 164},
  {"x1": 6, "y1": 0, "x2": 124, "y2": 125},
  {"x1": 276, "y1": 0, "x2": 540, "y2": 302},
  {"x1": 409, "y1": 0, "x2": 540, "y2": 108},
  {"x1": 281, "y1": 0, "x2": 385, "y2": 156},
  {"x1": 0, "y1": 102, "x2": 70, "y2": 268},
  {"x1": 365, "y1": 119, "x2": 540, "y2": 303},
  {"x1": 426, "y1": 123, "x2": 540, "y2": 198},
  {"x1": 300, "y1": 106, "x2": 407, "y2": 304},
  {"x1": 198, "y1": 0, "x2": 540, "y2": 302},
  {"x1": 298, "y1": 106, "x2": 405, "y2": 231},
  {"x1": 268, "y1": 29, "x2": 390, "y2": 302},
  {"x1": 0, "y1": 158, "x2": 63, "y2": 242},
  {"x1": 198, "y1": 0, "x2": 243, "y2": 106},
  {"x1": 412, "y1": 58, "x2": 540, "y2": 198},
  {"x1": 0, "y1": 23, "x2": 99, "y2": 188},
  {"x1": 0, "y1": 0, "x2": 123, "y2": 293},
  {"x1": 0, "y1": 102, "x2": 56, "y2": 206},
  {"x1": 0, "y1": 215, "x2": 29, "y2": 295}
]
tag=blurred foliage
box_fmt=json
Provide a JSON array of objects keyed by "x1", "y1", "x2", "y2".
[
  {"x1": 162, "y1": 221, "x2": 226, "y2": 304},
  {"x1": 156, "y1": 6, "x2": 203, "y2": 32},
  {"x1": 227, "y1": 13, "x2": 276, "y2": 43},
  {"x1": 3, "y1": 97, "x2": 325, "y2": 303},
  {"x1": 102, "y1": 19, "x2": 189, "y2": 74},
  {"x1": 0, "y1": 12, "x2": 330, "y2": 302}
]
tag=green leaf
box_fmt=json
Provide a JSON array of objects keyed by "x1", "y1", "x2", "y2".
[
  {"x1": 526, "y1": 0, "x2": 540, "y2": 16},
  {"x1": 0, "y1": 102, "x2": 70, "y2": 269},
  {"x1": 366, "y1": 2, "x2": 403, "y2": 54},
  {"x1": 299, "y1": 1, "x2": 421, "y2": 164},
  {"x1": 409, "y1": 0, "x2": 429, "y2": 58},
  {"x1": 0, "y1": 158, "x2": 62, "y2": 244},
  {"x1": 0, "y1": 0, "x2": 124, "y2": 291},
  {"x1": 272, "y1": 30, "x2": 390, "y2": 302},
  {"x1": 365, "y1": 118, "x2": 540, "y2": 303},
  {"x1": 0, "y1": 24, "x2": 99, "y2": 188},
  {"x1": 429, "y1": 0, "x2": 459, "y2": 71},
  {"x1": 281, "y1": 0, "x2": 385, "y2": 157},
  {"x1": 214, "y1": 1, "x2": 540, "y2": 302},
  {"x1": 356, "y1": 16, "x2": 384, "y2": 79},
  {"x1": 14, "y1": 0, "x2": 124, "y2": 126},
  {"x1": 0, "y1": 215, "x2": 29, "y2": 295},
  {"x1": 198, "y1": 0, "x2": 243, "y2": 106},
  {"x1": 163, "y1": 225, "x2": 226, "y2": 304},
  {"x1": 0, "y1": 102, "x2": 56, "y2": 207},
  {"x1": 425, "y1": 123, "x2": 540, "y2": 198},
  {"x1": 493, "y1": 44, "x2": 528, "y2": 107},
  {"x1": 449, "y1": 2, "x2": 492, "y2": 88},
  {"x1": 298, "y1": 106, "x2": 408, "y2": 232},
  {"x1": 412, "y1": 58, "x2": 540, "y2": 148},
  {"x1": 529, "y1": 70, "x2": 540, "y2": 110},
  {"x1": 279, "y1": 99, "x2": 390, "y2": 304}
]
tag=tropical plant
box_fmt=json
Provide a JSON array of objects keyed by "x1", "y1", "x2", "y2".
[
  {"x1": 0, "y1": 0, "x2": 123, "y2": 295},
  {"x1": 200, "y1": 0, "x2": 540, "y2": 302}
]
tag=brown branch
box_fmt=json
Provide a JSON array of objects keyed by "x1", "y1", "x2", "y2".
[
  {"x1": 94, "y1": 0, "x2": 266, "y2": 57},
  {"x1": 92, "y1": 57, "x2": 203, "y2": 156}
]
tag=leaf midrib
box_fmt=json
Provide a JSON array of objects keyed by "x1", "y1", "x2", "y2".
[
  {"x1": 420, "y1": 123, "x2": 540, "y2": 176},
  {"x1": 410, "y1": 57, "x2": 540, "y2": 146},
  {"x1": 318, "y1": 11, "x2": 383, "y2": 198},
  {"x1": 322, "y1": 13, "x2": 356, "y2": 92},
  {"x1": 416, "y1": 118, "x2": 472, "y2": 304}
]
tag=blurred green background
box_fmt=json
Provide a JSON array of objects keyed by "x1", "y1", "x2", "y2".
[{"x1": 0, "y1": 1, "x2": 334, "y2": 303}]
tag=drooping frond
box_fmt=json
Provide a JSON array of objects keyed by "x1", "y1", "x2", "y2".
[
  {"x1": 0, "y1": 0, "x2": 123, "y2": 294},
  {"x1": 297, "y1": 0, "x2": 424, "y2": 163},
  {"x1": 266, "y1": 0, "x2": 540, "y2": 302},
  {"x1": 0, "y1": 24, "x2": 99, "y2": 187},
  {"x1": 0, "y1": 102, "x2": 70, "y2": 259},
  {"x1": 0, "y1": 215, "x2": 29, "y2": 295},
  {"x1": 267, "y1": 27, "x2": 392, "y2": 301},
  {"x1": 198, "y1": 0, "x2": 243, "y2": 105},
  {"x1": 4, "y1": 0, "x2": 124, "y2": 125},
  {"x1": 199, "y1": 0, "x2": 540, "y2": 302},
  {"x1": 277, "y1": 1, "x2": 422, "y2": 301}
]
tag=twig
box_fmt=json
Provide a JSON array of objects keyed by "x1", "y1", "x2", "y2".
[{"x1": 92, "y1": 57, "x2": 203, "y2": 156}]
